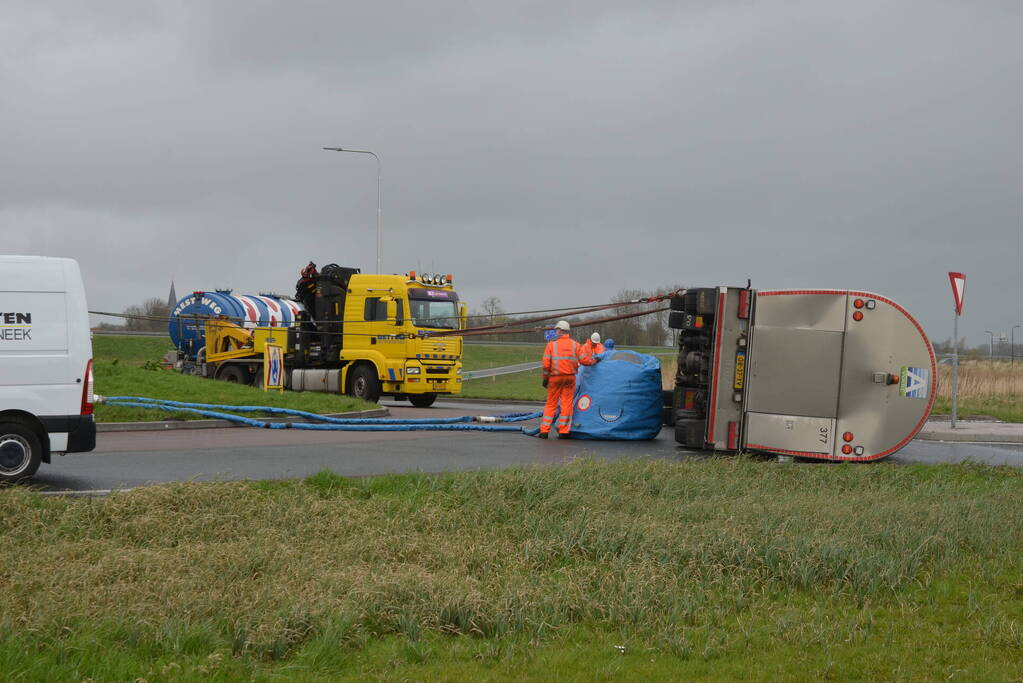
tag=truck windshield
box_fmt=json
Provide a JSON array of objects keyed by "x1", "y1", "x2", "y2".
[{"x1": 410, "y1": 299, "x2": 458, "y2": 329}]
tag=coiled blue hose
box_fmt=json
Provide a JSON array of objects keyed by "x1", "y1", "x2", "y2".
[{"x1": 102, "y1": 396, "x2": 540, "y2": 432}]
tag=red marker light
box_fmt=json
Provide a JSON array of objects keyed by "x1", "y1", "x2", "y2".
[
  {"x1": 409, "y1": 270, "x2": 416, "y2": 280},
  {"x1": 446, "y1": 274, "x2": 453, "y2": 285},
  {"x1": 853, "y1": 298, "x2": 865, "y2": 309},
  {"x1": 842, "y1": 432, "x2": 854, "y2": 442},
  {"x1": 853, "y1": 311, "x2": 864, "y2": 321},
  {"x1": 841, "y1": 444, "x2": 853, "y2": 455}
]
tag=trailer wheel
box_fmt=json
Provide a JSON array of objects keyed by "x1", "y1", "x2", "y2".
[
  {"x1": 347, "y1": 364, "x2": 381, "y2": 403},
  {"x1": 0, "y1": 421, "x2": 42, "y2": 484},
  {"x1": 674, "y1": 418, "x2": 706, "y2": 449},
  {"x1": 219, "y1": 365, "x2": 249, "y2": 384},
  {"x1": 408, "y1": 393, "x2": 437, "y2": 408}
]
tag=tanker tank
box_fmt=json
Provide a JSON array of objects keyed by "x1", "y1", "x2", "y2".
[{"x1": 169, "y1": 290, "x2": 305, "y2": 359}]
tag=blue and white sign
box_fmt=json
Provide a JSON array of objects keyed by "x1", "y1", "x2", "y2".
[
  {"x1": 264, "y1": 344, "x2": 284, "y2": 392},
  {"x1": 899, "y1": 366, "x2": 929, "y2": 399}
]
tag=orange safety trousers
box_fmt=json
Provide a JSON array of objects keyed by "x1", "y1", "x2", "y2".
[{"x1": 541, "y1": 376, "x2": 576, "y2": 435}]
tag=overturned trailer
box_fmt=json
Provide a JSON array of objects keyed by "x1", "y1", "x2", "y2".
[{"x1": 669, "y1": 288, "x2": 935, "y2": 461}]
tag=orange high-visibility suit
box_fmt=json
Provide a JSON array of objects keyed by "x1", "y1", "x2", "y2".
[
  {"x1": 580, "y1": 340, "x2": 605, "y2": 362},
  {"x1": 541, "y1": 334, "x2": 596, "y2": 436}
]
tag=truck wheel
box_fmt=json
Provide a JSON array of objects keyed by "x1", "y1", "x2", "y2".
[
  {"x1": 408, "y1": 393, "x2": 437, "y2": 408},
  {"x1": 347, "y1": 365, "x2": 381, "y2": 403},
  {"x1": 0, "y1": 421, "x2": 43, "y2": 484},
  {"x1": 675, "y1": 419, "x2": 707, "y2": 448},
  {"x1": 219, "y1": 365, "x2": 249, "y2": 384}
]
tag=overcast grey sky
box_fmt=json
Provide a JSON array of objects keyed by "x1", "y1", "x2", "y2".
[{"x1": 2, "y1": 1, "x2": 1020, "y2": 345}]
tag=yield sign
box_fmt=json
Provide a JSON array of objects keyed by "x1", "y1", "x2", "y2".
[{"x1": 948, "y1": 272, "x2": 966, "y2": 316}]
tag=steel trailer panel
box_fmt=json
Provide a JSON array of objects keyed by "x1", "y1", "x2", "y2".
[
  {"x1": 744, "y1": 327, "x2": 844, "y2": 418},
  {"x1": 705, "y1": 288, "x2": 748, "y2": 449},
  {"x1": 744, "y1": 290, "x2": 935, "y2": 461}
]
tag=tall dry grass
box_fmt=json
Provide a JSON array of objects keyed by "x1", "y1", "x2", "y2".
[{"x1": 935, "y1": 360, "x2": 1023, "y2": 399}]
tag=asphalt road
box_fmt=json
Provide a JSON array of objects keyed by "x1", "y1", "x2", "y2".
[{"x1": 27, "y1": 400, "x2": 1023, "y2": 493}]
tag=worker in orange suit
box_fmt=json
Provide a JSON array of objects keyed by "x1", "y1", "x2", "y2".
[
  {"x1": 539, "y1": 320, "x2": 598, "y2": 438},
  {"x1": 580, "y1": 332, "x2": 606, "y2": 362}
]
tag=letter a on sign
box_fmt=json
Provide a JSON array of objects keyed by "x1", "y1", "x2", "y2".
[{"x1": 948, "y1": 272, "x2": 966, "y2": 316}]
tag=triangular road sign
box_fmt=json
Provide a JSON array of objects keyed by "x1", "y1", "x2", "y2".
[{"x1": 948, "y1": 271, "x2": 966, "y2": 316}]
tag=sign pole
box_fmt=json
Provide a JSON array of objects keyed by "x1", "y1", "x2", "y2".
[
  {"x1": 951, "y1": 310, "x2": 958, "y2": 429},
  {"x1": 948, "y1": 272, "x2": 966, "y2": 430}
]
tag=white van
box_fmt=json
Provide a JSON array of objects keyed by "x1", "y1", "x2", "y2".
[{"x1": 0, "y1": 255, "x2": 96, "y2": 483}]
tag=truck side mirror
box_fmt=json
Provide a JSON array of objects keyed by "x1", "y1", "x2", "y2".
[
  {"x1": 382, "y1": 296, "x2": 398, "y2": 324},
  {"x1": 459, "y1": 303, "x2": 467, "y2": 330}
]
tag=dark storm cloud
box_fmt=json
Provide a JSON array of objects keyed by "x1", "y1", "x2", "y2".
[{"x1": 1, "y1": 1, "x2": 1020, "y2": 344}]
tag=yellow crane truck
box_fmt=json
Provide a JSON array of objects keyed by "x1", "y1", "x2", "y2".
[{"x1": 168, "y1": 265, "x2": 465, "y2": 407}]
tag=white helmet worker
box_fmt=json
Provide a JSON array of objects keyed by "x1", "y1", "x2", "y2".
[
  {"x1": 590, "y1": 332, "x2": 601, "y2": 344},
  {"x1": 555, "y1": 320, "x2": 570, "y2": 332}
]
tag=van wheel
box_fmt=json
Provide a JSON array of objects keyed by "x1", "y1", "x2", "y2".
[
  {"x1": 347, "y1": 365, "x2": 381, "y2": 403},
  {"x1": 219, "y1": 365, "x2": 249, "y2": 384},
  {"x1": 0, "y1": 421, "x2": 43, "y2": 484},
  {"x1": 408, "y1": 393, "x2": 437, "y2": 408}
]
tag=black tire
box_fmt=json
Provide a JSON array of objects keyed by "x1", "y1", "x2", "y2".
[
  {"x1": 674, "y1": 418, "x2": 707, "y2": 448},
  {"x1": 218, "y1": 365, "x2": 249, "y2": 384},
  {"x1": 347, "y1": 364, "x2": 381, "y2": 403},
  {"x1": 0, "y1": 421, "x2": 43, "y2": 484},
  {"x1": 408, "y1": 393, "x2": 438, "y2": 408}
]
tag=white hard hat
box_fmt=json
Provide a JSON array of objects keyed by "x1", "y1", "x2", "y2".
[
  {"x1": 590, "y1": 332, "x2": 601, "y2": 343},
  {"x1": 555, "y1": 320, "x2": 570, "y2": 332}
]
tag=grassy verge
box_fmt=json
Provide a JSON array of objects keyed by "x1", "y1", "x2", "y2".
[
  {"x1": 462, "y1": 369, "x2": 546, "y2": 401},
  {"x1": 94, "y1": 363, "x2": 373, "y2": 422},
  {"x1": 931, "y1": 361, "x2": 1023, "y2": 422},
  {"x1": 2, "y1": 460, "x2": 1022, "y2": 679},
  {"x1": 930, "y1": 397, "x2": 1023, "y2": 422},
  {"x1": 91, "y1": 336, "x2": 373, "y2": 422}
]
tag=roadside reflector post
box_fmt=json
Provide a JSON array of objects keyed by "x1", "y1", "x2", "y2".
[{"x1": 948, "y1": 272, "x2": 966, "y2": 429}]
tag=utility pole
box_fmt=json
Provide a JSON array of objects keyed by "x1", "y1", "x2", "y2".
[
  {"x1": 1013, "y1": 325, "x2": 1021, "y2": 367},
  {"x1": 323, "y1": 146, "x2": 383, "y2": 273}
]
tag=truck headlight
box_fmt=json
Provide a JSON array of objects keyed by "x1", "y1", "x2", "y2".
[{"x1": 406, "y1": 366, "x2": 421, "y2": 375}]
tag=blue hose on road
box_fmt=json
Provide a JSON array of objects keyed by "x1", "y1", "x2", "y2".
[{"x1": 102, "y1": 396, "x2": 539, "y2": 432}]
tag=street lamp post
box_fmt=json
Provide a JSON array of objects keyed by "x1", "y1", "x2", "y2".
[
  {"x1": 323, "y1": 147, "x2": 383, "y2": 273},
  {"x1": 1013, "y1": 325, "x2": 1021, "y2": 367},
  {"x1": 985, "y1": 330, "x2": 995, "y2": 359}
]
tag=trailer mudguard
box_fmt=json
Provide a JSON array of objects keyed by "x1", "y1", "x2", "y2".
[{"x1": 570, "y1": 350, "x2": 663, "y2": 440}]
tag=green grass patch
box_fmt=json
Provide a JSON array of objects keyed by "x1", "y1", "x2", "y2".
[
  {"x1": 3, "y1": 460, "x2": 1023, "y2": 679},
  {"x1": 462, "y1": 368, "x2": 547, "y2": 401},
  {"x1": 932, "y1": 396, "x2": 1023, "y2": 423},
  {"x1": 92, "y1": 334, "x2": 176, "y2": 364},
  {"x1": 91, "y1": 335, "x2": 374, "y2": 422}
]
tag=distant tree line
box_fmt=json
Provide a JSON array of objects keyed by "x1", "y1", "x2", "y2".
[{"x1": 94, "y1": 297, "x2": 170, "y2": 333}]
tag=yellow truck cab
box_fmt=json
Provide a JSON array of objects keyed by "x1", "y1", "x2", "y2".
[
  {"x1": 337, "y1": 272, "x2": 465, "y2": 406},
  {"x1": 180, "y1": 267, "x2": 466, "y2": 408}
]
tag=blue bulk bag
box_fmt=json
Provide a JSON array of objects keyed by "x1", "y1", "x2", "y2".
[{"x1": 570, "y1": 350, "x2": 663, "y2": 440}]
